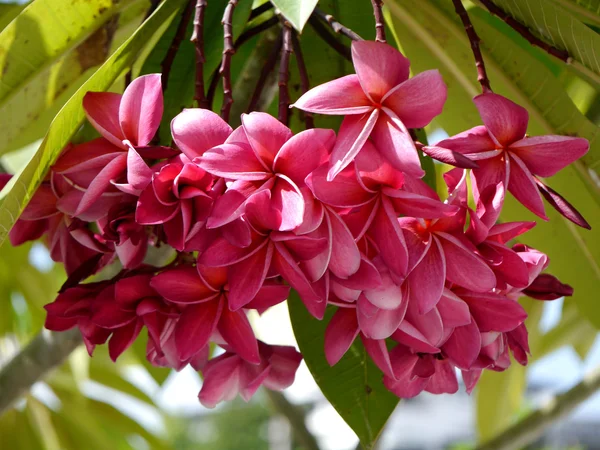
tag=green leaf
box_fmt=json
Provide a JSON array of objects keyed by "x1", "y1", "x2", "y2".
[
  {"x1": 0, "y1": 0, "x2": 188, "y2": 247},
  {"x1": 0, "y1": 3, "x2": 25, "y2": 32},
  {"x1": 548, "y1": 0, "x2": 600, "y2": 26},
  {"x1": 270, "y1": 0, "x2": 319, "y2": 31},
  {"x1": 288, "y1": 293, "x2": 398, "y2": 449}
]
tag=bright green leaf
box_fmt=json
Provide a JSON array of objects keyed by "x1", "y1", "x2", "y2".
[
  {"x1": 288, "y1": 292, "x2": 398, "y2": 449},
  {"x1": 270, "y1": 0, "x2": 319, "y2": 31},
  {"x1": 0, "y1": 0, "x2": 188, "y2": 247},
  {"x1": 548, "y1": 0, "x2": 600, "y2": 26}
]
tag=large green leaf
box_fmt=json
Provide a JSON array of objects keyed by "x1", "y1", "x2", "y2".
[
  {"x1": 288, "y1": 293, "x2": 398, "y2": 449},
  {"x1": 270, "y1": 0, "x2": 318, "y2": 31},
  {"x1": 548, "y1": 0, "x2": 600, "y2": 26},
  {"x1": 0, "y1": 0, "x2": 188, "y2": 247}
]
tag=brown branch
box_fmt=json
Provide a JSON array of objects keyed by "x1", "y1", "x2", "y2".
[
  {"x1": 312, "y1": 8, "x2": 363, "y2": 42},
  {"x1": 247, "y1": 32, "x2": 283, "y2": 113},
  {"x1": 291, "y1": 31, "x2": 314, "y2": 129},
  {"x1": 206, "y1": 16, "x2": 280, "y2": 110},
  {"x1": 0, "y1": 329, "x2": 83, "y2": 415},
  {"x1": 220, "y1": 0, "x2": 238, "y2": 122},
  {"x1": 278, "y1": 21, "x2": 293, "y2": 126},
  {"x1": 371, "y1": 0, "x2": 386, "y2": 42},
  {"x1": 452, "y1": 0, "x2": 492, "y2": 93},
  {"x1": 191, "y1": 0, "x2": 209, "y2": 108},
  {"x1": 161, "y1": 0, "x2": 196, "y2": 92},
  {"x1": 478, "y1": 0, "x2": 570, "y2": 62},
  {"x1": 308, "y1": 16, "x2": 352, "y2": 62}
]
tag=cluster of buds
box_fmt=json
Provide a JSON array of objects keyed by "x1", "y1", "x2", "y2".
[{"x1": 5, "y1": 41, "x2": 584, "y2": 405}]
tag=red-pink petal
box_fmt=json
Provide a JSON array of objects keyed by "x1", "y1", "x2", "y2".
[
  {"x1": 242, "y1": 112, "x2": 292, "y2": 169},
  {"x1": 83, "y1": 92, "x2": 125, "y2": 148},
  {"x1": 306, "y1": 164, "x2": 373, "y2": 208},
  {"x1": 292, "y1": 74, "x2": 373, "y2": 114},
  {"x1": 228, "y1": 241, "x2": 273, "y2": 311},
  {"x1": 384, "y1": 188, "x2": 459, "y2": 219},
  {"x1": 407, "y1": 237, "x2": 445, "y2": 314},
  {"x1": 460, "y1": 292, "x2": 527, "y2": 332},
  {"x1": 358, "y1": 295, "x2": 407, "y2": 340},
  {"x1": 326, "y1": 209, "x2": 361, "y2": 279},
  {"x1": 119, "y1": 74, "x2": 163, "y2": 146},
  {"x1": 218, "y1": 308, "x2": 260, "y2": 364},
  {"x1": 151, "y1": 266, "x2": 215, "y2": 303},
  {"x1": 171, "y1": 108, "x2": 233, "y2": 159},
  {"x1": 508, "y1": 154, "x2": 547, "y2": 219},
  {"x1": 435, "y1": 125, "x2": 497, "y2": 155},
  {"x1": 443, "y1": 319, "x2": 481, "y2": 370},
  {"x1": 368, "y1": 197, "x2": 408, "y2": 278},
  {"x1": 473, "y1": 93, "x2": 528, "y2": 147},
  {"x1": 175, "y1": 299, "x2": 223, "y2": 360},
  {"x1": 198, "y1": 143, "x2": 270, "y2": 180},
  {"x1": 324, "y1": 308, "x2": 359, "y2": 366}
]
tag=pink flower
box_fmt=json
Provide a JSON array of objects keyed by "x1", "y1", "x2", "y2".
[
  {"x1": 293, "y1": 40, "x2": 447, "y2": 180},
  {"x1": 198, "y1": 342, "x2": 302, "y2": 408},
  {"x1": 431, "y1": 93, "x2": 589, "y2": 225}
]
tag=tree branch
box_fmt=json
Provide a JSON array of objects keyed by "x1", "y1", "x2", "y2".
[
  {"x1": 220, "y1": 0, "x2": 238, "y2": 122},
  {"x1": 478, "y1": 0, "x2": 570, "y2": 62},
  {"x1": 312, "y1": 8, "x2": 363, "y2": 42},
  {"x1": 476, "y1": 366, "x2": 600, "y2": 450},
  {"x1": 278, "y1": 21, "x2": 293, "y2": 126},
  {"x1": 265, "y1": 389, "x2": 321, "y2": 450},
  {"x1": 0, "y1": 329, "x2": 82, "y2": 416},
  {"x1": 370, "y1": 0, "x2": 386, "y2": 43},
  {"x1": 161, "y1": 0, "x2": 196, "y2": 92},
  {"x1": 308, "y1": 15, "x2": 352, "y2": 62},
  {"x1": 452, "y1": 0, "x2": 492, "y2": 93},
  {"x1": 191, "y1": 0, "x2": 209, "y2": 108},
  {"x1": 291, "y1": 31, "x2": 314, "y2": 129}
]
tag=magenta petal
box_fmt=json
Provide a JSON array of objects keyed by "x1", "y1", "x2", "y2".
[
  {"x1": 171, "y1": 108, "x2": 233, "y2": 159},
  {"x1": 362, "y1": 337, "x2": 395, "y2": 379},
  {"x1": 372, "y1": 111, "x2": 424, "y2": 178},
  {"x1": 536, "y1": 179, "x2": 591, "y2": 229},
  {"x1": 242, "y1": 112, "x2": 292, "y2": 169},
  {"x1": 408, "y1": 237, "x2": 445, "y2": 314},
  {"x1": 199, "y1": 235, "x2": 262, "y2": 267},
  {"x1": 83, "y1": 92, "x2": 125, "y2": 148},
  {"x1": 306, "y1": 164, "x2": 373, "y2": 208},
  {"x1": 292, "y1": 74, "x2": 373, "y2": 114},
  {"x1": 151, "y1": 266, "x2": 215, "y2": 303},
  {"x1": 126, "y1": 148, "x2": 152, "y2": 191},
  {"x1": 218, "y1": 308, "x2": 260, "y2": 364},
  {"x1": 19, "y1": 185, "x2": 58, "y2": 220},
  {"x1": 245, "y1": 283, "x2": 290, "y2": 312},
  {"x1": 136, "y1": 186, "x2": 179, "y2": 225},
  {"x1": 421, "y1": 146, "x2": 479, "y2": 169},
  {"x1": 482, "y1": 242, "x2": 530, "y2": 288},
  {"x1": 198, "y1": 355, "x2": 242, "y2": 408},
  {"x1": 384, "y1": 188, "x2": 460, "y2": 219},
  {"x1": 508, "y1": 154, "x2": 547, "y2": 219},
  {"x1": 363, "y1": 268, "x2": 403, "y2": 310},
  {"x1": 383, "y1": 70, "x2": 447, "y2": 128},
  {"x1": 358, "y1": 295, "x2": 407, "y2": 340},
  {"x1": 108, "y1": 321, "x2": 143, "y2": 362},
  {"x1": 436, "y1": 289, "x2": 471, "y2": 329},
  {"x1": 351, "y1": 40, "x2": 410, "y2": 102},
  {"x1": 435, "y1": 125, "x2": 497, "y2": 154},
  {"x1": 273, "y1": 128, "x2": 335, "y2": 186},
  {"x1": 199, "y1": 143, "x2": 269, "y2": 180},
  {"x1": 368, "y1": 197, "x2": 408, "y2": 279},
  {"x1": 119, "y1": 74, "x2": 163, "y2": 146},
  {"x1": 207, "y1": 180, "x2": 261, "y2": 228},
  {"x1": 328, "y1": 109, "x2": 380, "y2": 181},
  {"x1": 437, "y1": 232, "x2": 496, "y2": 292},
  {"x1": 228, "y1": 241, "x2": 273, "y2": 311},
  {"x1": 425, "y1": 359, "x2": 458, "y2": 395},
  {"x1": 473, "y1": 93, "x2": 528, "y2": 146},
  {"x1": 175, "y1": 299, "x2": 223, "y2": 361},
  {"x1": 461, "y1": 292, "x2": 527, "y2": 332},
  {"x1": 510, "y1": 135, "x2": 589, "y2": 177},
  {"x1": 324, "y1": 308, "x2": 359, "y2": 366},
  {"x1": 270, "y1": 176, "x2": 305, "y2": 231},
  {"x1": 326, "y1": 209, "x2": 361, "y2": 279},
  {"x1": 443, "y1": 320, "x2": 481, "y2": 370},
  {"x1": 488, "y1": 221, "x2": 536, "y2": 243}
]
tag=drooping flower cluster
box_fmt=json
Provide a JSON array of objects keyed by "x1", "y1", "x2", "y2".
[{"x1": 6, "y1": 41, "x2": 585, "y2": 405}]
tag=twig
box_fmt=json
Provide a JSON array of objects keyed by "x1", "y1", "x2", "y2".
[
  {"x1": 278, "y1": 21, "x2": 293, "y2": 126},
  {"x1": 0, "y1": 329, "x2": 82, "y2": 415},
  {"x1": 308, "y1": 16, "x2": 352, "y2": 62},
  {"x1": 191, "y1": 0, "x2": 209, "y2": 108},
  {"x1": 220, "y1": 0, "x2": 238, "y2": 122},
  {"x1": 291, "y1": 31, "x2": 314, "y2": 129},
  {"x1": 247, "y1": 32, "x2": 283, "y2": 112},
  {"x1": 249, "y1": 1, "x2": 273, "y2": 20},
  {"x1": 478, "y1": 0, "x2": 570, "y2": 62},
  {"x1": 206, "y1": 15, "x2": 280, "y2": 110},
  {"x1": 161, "y1": 0, "x2": 196, "y2": 92},
  {"x1": 265, "y1": 389, "x2": 321, "y2": 450},
  {"x1": 452, "y1": 0, "x2": 492, "y2": 93},
  {"x1": 476, "y1": 366, "x2": 600, "y2": 450},
  {"x1": 312, "y1": 8, "x2": 363, "y2": 41},
  {"x1": 371, "y1": 0, "x2": 386, "y2": 42}
]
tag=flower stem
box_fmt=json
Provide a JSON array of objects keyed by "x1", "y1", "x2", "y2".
[
  {"x1": 370, "y1": 0, "x2": 386, "y2": 43},
  {"x1": 291, "y1": 31, "x2": 314, "y2": 129},
  {"x1": 278, "y1": 21, "x2": 293, "y2": 126},
  {"x1": 452, "y1": 0, "x2": 492, "y2": 94},
  {"x1": 219, "y1": 0, "x2": 238, "y2": 122},
  {"x1": 161, "y1": 0, "x2": 196, "y2": 93},
  {"x1": 191, "y1": 0, "x2": 209, "y2": 108}
]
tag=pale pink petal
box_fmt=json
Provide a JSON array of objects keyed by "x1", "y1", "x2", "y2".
[
  {"x1": 175, "y1": 299, "x2": 223, "y2": 360},
  {"x1": 242, "y1": 112, "x2": 292, "y2": 169},
  {"x1": 473, "y1": 93, "x2": 528, "y2": 147},
  {"x1": 508, "y1": 154, "x2": 547, "y2": 219},
  {"x1": 382, "y1": 70, "x2": 447, "y2": 128},
  {"x1": 328, "y1": 109, "x2": 380, "y2": 181},
  {"x1": 407, "y1": 237, "x2": 445, "y2": 314},
  {"x1": 357, "y1": 294, "x2": 407, "y2": 339},
  {"x1": 228, "y1": 241, "x2": 273, "y2": 311},
  {"x1": 363, "y1": 268, "x2": 403, "y2": 310},
  {"x1": 351, "y1": 40, "x2": 410, "y2": 102},
  {"x1": 292, "y1": 74, "x2": 373, "y2": 114},
  {"x1": 198, "y1": 143, "x2": 270, "y2": 180},
  {"x1": 273, "y1": 128, "x2": 335, "y2": 186},
  {"x1": 119, "y1": 74, "x2": 163, "y2": 146},
  {"x1": 306, "y1": 164, "x2": 373, "y2": 208},
  {"x1": 83, "y1": 92, "x2": 125, "y2": 148},
  {"x1": 324, "y1": 308, "x2": 359, "y2": 366},
  {"x1": 218, "y1": 308, "x2": 260, "y2": 364},
  {"x1": 171, "y1": 108, "x2": 233, "y2": 159},
  {"x1": 436, "y1": 232, "x2": 496, "y2": 292},
  {"x1": 270, "y1": 176, "x2": 305, "y2": 231},
  {"x1": 372, "y1": 111, "x2": 424, "y2": 178}
]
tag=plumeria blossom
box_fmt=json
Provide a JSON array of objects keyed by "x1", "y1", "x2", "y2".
[
  {"x1": 294, "y1": 40, "x2": 447, "y2": 180},
  {"x1": 5, "y1": 53, "x2": 586, "y2": 408},
  {"x1": 429, "y1": 93, "x2": 589, "y2": 226}
]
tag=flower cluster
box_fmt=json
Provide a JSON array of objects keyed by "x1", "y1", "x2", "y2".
[{"x1": 7, "y1": 41, "x2": 585, "y2": 404}]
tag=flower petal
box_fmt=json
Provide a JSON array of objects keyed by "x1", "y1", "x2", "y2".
[
  {"x1": 306, "y1": 164, "x2": 373, "y2": 208},
  {"x1": 119, "y1": 74, "x2": 163, "y2": 146},
  {"x1": 460, "y1": 292, "x2": 527, "y2": 332},
  {"x1": 508, "y1": 154, "x2": 547, "y2": 219},
  {"x1": 324, "y1": 307, "x2": 359, "y2": 366},
  {"x1": 198, "y1": 143, "x2": 270, "y2": 180},
  {"x1": 171, "y1": 108, "x2": 233, "y2": 159},
  {"x1": 83, "y1": 92, "x2": 125, "y2": 148},
  {"x1": 151, "y1": 266, "x2": 215, "y2": 303},
  {"x1": 242, "y1": 112, "x2": 292, "y2": 169},
  {"x1": 218, "y1": 308, "x2": 260, "y2": 364},
  {"x1": 175, "y1": 299, "x2": 223, "y2": 361},
  {"x1": 228, "y1": 241, "x2": 273, "y2": 311},
  {"x1": 292, "y1": 74, "x2": 373, "y2": 114},
  {"x1": 407, "y1": 237, "x2": 446, "y2": 314},
  {"x1": 473, "y1": 93, "x2": 528, "y2": 146}
]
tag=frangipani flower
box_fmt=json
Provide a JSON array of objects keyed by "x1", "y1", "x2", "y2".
[{"x1": 294, "y1": 40, "x2": 447, "y2": 180}]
